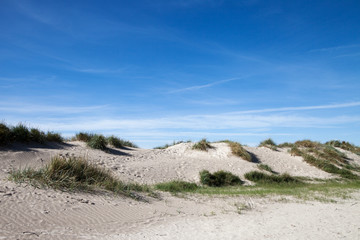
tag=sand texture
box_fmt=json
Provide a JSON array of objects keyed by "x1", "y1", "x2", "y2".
[{"x1": 1, "y1": 142, "x2": 360, "y2": 239}]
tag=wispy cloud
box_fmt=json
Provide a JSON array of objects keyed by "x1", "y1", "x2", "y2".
[
  {"x1": 0, "y1": 103, "x2": 109, "y2": 114},
  {"x1": 229, "y1": 101, "x2": 360, "y2": 115},
  {"x1": 71, "y1": 67, "x2": 129, "y2": 74},
  {"x1": 169, "y1": 77, "x2": 243, "y2": 93},
  {"x1": 309, "y1": 44, "x2": 360, "y2": 53}
]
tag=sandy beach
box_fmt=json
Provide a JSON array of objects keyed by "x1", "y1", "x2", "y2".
[{"x1": 1, "y1": 141, "x2": 360, "y2": 240}]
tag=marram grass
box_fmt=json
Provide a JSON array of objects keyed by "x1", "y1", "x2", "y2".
[{"x1": 10, "y1": 155, "x2": 154, "y2": 200}]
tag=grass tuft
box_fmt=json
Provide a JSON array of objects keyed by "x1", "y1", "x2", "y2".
[
  {"x1": 225, "y1": 141, "x2": 252, "y2": 162},
  {"x1": 258, "y1": 164, "x2": 276, "y2": 174},
  {"x1": 192, "y1": 139, "x2": 213, "y2": 151},
  {"x1": 0, "y1": 123, "x2": 11, "y2": 145},
  {"x1": 244, "y1": 171, "x2": 301, "y2": 184},
  {"x1": 46, "y1": 132, "x2": 63, "y2": 143},
  {"x1": 200, "y1": 170, "x2": 243, "y2": 187},
  {"x1": 326, "y1": 140, "x2": 360, "y2": 156},
  {"x1": 155, "y1": 180, "x2": 199, "y2": 193},
  {"x1": 12, "y1": 123, "x2": 31, "y2": 142},
  {"x1": 75, "y1": 132, "x2": 94, "y2": 142},
  {"x1": 87, "y1": 134, "x2": 107, "y2": 150},
  {"x1": 294, "y1": 140, "x2": 320, "y2": 148},
  {"x1": 10, "y1": 156, "x2": 153, "y2": 199},
  {"x1": 278, "y1": 142, "x2": 294, "y2": 148},
  {"x1": 290, "y1": 146, "x2": 302, "y2": 156},
  {"x1": 154, "y1": 140, "x2": 189, "y2": 149}
]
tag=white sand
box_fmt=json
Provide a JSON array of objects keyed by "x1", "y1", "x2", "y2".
[{"x1": 1, "y1": 141, "x2": 359, "y2": 239}]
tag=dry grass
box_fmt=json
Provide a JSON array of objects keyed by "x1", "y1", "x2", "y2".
[
  {"x1": 10, "y1": 156, "x2": 154, "y2": 200},
  {"x1": 192, "y1": 139, "x2": 213, "y2": 151},
  {"x1": 224, "y1": 140, "x2": 252, "y2": 162}
]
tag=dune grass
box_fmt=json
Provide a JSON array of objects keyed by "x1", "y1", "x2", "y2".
[
  {"x1": 244, "y1": 171, "x2": 301, "y2": 184},
  {"x1": 154, "y1": 140, "x2": 190, "y2": 149},
  {"x1": 223, "y1": 140, "x2": 252, "y2": 162},
  {"x1": 9, "y1": 156, "x2": 154, "y2": 200},
  {"x1": 155, "y1": 180, "x2": 199, "y2": 193},
  {"x1": 192, "y1": 139, "x2": 213, "y2": 151},
  {"x1": 258, "y1": 164, "x2": 276, "y2": 174},
  {"x1": 75, "y1": 132, "x2": 94, "y2": 142},
  {"x1": 87, "y1": 134, "x2": 108, "y2": 150},
  {"x1": 326, "y1": 140, "x2": 360, "y2": 156},
  {"x1": 75, "y1": 132, "x2": 138, "y2": 150},
  {"x1": 0, "y1": 122, "x2": 63, "y2": 145},
  {"x1": 200, "y1": 170, "x2": 243, "y2": 187},
  {"x1": 259, "y1": 138, "x2": 278, "y2": 151}
]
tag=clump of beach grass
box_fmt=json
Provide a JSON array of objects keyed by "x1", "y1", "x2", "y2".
[
  {"x1": 155, "y1": 180, "x2": 199, "y2": 193},
  {"x1": 87, "y1": 134, "x2": 107, "y2": 150},
  {"x1": 259, "y1": 138, "x2": 278, "y2": 151},
  {"x1": 200, "y1": 170, "x2": 243, "y2": 187},
  {"x1": 244, "y1": 171, "x2": 301, "y2": 184},
  {"x1": 154, "y1": 140, "x2": 190, "y2": 149},
  {"x1": 0, "y1": 123, "x2": 12, "y2": 145},
  {"x1": 192, "y1": 139, "x2": 213, "y2": 151},
  {"x1": 75, "y1": 132, "x2": 94, "y2": 142},
  {"x1": 224, "y1": 140, "x2": 252, "y2": 162},
  {"x1": 10, "y1": 155, "x2": 153, "y2": 199},
  {"x1": 0, "y1": 122, "x2": 63, "y2": 145},
  {"x1": 326, "y1": 140, "x2": 360, "y2": 156},
  {"x1": 258, "y1": 164, "x2": 276, "y2": 174}
]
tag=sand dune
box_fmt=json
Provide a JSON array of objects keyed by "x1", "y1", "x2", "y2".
[{"x1": 1, "y1": 141, "x2": 359, "y2": 239}]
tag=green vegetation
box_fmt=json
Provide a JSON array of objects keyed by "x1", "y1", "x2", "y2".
[
  {"x1": 0, "y1": 123, "x2": 11, "y2": 145},
  {"x1": 75, "y1": 132, "x2": 94, "y2": 142},
  {"x1": 326, "y1": 140, "x2": 360, "y2": 156},
  {"x1": 108, "y1": 137, "x2": 138, "y2": 148},
  {"x1": 75, "y1": 132, "x2": 138, "y2": 150},
  {"x1": 290, "y1": 146, "x2": 302, "y2": 156},
  {"x1": 294, "y1": 140, "x2": 320, "y2": 148},
  {"x1": 244, "y1": 171, "x2": 301, "y2": 184},
  {"x1": 258, "y1": 164, "x2": 276, "y2": 174},
  {"x1": 278, "y1": 142, "x2": 294, "y2": 148},
  {"x1": 200, "y1": 170, "x2": 243, "y2": 187},
  {"x1": 154, "y1": 140, "x2": 189, "y2": 149},
  {"x1": 259, "y1": 138, "x2": 278, "y2": 151},
  {"x1": 155, "y1": 180, "x2": 199, "y2": 193},
  {"x1": 0, "y1": 122, "x2": 63, "y2": 146},
  {"x1": 45, "y1": 132, "x2": 63, "y2": 143},
  {"x1": 224, "y1": 140, "x2": 252, "y2": 162},
  {"x1": 192, "y1": 139, "x2": 213, "y2": 151},
  {"x1": 87, "y1": 134, "x2": 108, "y2": 150},
  {"x1": 10, "y1": 156, "x2": 153, "y2": 200},
  {"x1": 302, "y1": 153, "x2": 358, "y2": 179}
]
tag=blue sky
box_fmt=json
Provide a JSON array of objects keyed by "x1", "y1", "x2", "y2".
[{"x1": 1, "y1": 0, "x2": 360, "y2": 148}]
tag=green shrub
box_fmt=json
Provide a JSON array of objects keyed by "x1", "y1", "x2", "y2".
[
  {"x1": 87, "y1": 134, "x2": 107, "y2": 150},
  {"x1": 46, "y1": 132, "x2": 63, "y2": 143},
  {"x1": 244, "y1": 171, "x2": 300, "y2": 184},
  {"x1": 227, "y1": 141, "x2": 252, "y2": 162},
  {"x1": 75, "y1": 132, "x2": 94, "y2": 142},
  {"x1": 200, "y1": 170, "x2": 243, "y2": 187},
  {"x1": 12, "y1": 123, "x2": 31, "y2": 142},
  {"x1": 0, "y1": 123, "x2": 11, "y2": 145},
  {"x1": 155, "y1": 181, "x2": 199, "y2": 193},
  {"x1": 192, "y1": 139, "x2": 213, "y2": 151}
]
